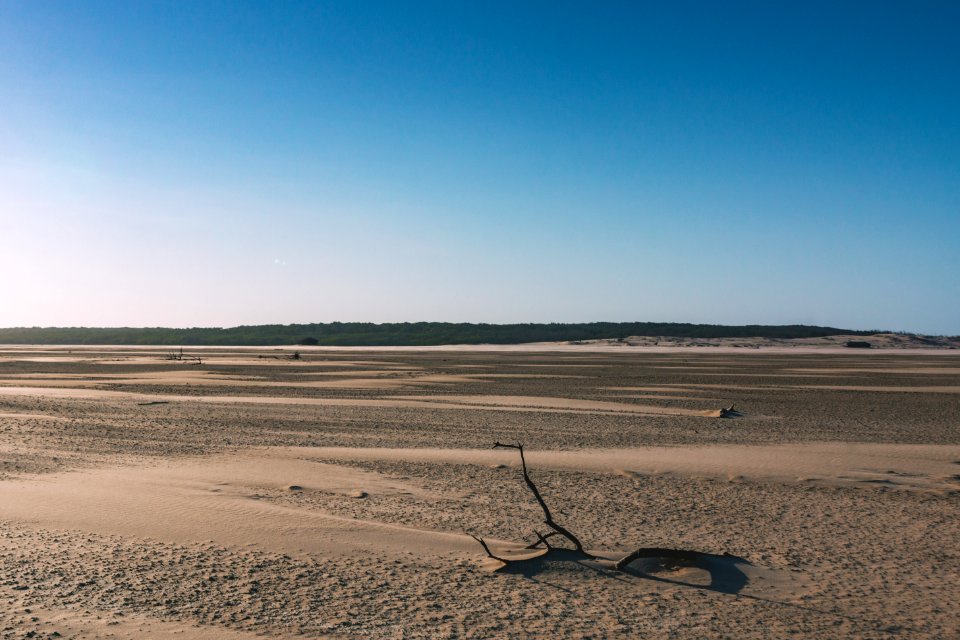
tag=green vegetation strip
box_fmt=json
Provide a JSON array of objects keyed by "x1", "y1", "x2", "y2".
[{"x1": 0, "y1": 322, "x2": 878, "y2": 346}]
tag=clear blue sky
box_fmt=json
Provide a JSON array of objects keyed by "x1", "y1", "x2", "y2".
[{"x1": 1, "y1": 1, "x2": 957, "y2": 333}]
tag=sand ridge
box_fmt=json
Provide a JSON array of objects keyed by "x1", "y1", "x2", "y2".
[
  {"x1": 0, "y1": 386, "x2": 737, "y2": 418},
  {"x1": 0, "y1": 453, "x2": 483, "y2": 558},
  {"x1": 289, "y1": 443, "x2": 960, "y2": 493}
]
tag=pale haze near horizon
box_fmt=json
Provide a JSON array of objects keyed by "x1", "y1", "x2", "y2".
[{"x1": 1, "y1": 3, "x2": 957, "y2": 335}]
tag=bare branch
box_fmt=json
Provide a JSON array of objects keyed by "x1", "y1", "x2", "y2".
[
  {"x1": 470, "y1": 443, "x2": 737, "y2": 575},
  {"x1": 524, "y1": 531, "x2": 561, "y2": 550},
  {"x1": 534, "y1": 531, "x2": 554, "y2": 550},
  {"x1": 718, "y1": 404, "x2": 740, "y2": 418},
  {"x1": 493, "y1": 441, "x2": 585, "y2": 553},
  {"x1": 469, "y1": 535, "x2": 507, "y2": 563}
]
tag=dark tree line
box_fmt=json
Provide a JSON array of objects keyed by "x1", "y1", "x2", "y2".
[{"x1": 0, "y1": 322, "x2": 879, "y2": 346}]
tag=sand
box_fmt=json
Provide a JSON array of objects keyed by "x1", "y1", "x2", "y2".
[{"x1": 1, "y1": 345, "x2": 958, "y2": 638}]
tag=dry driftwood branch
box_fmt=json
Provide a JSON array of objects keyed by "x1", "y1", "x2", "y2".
[
  {"x1": 163, "y1": 348, "x2": 202, "y2": 365},
  {"x1": 533, "y1": 530, "x2": 554, "y2": 550},
  {"x1": 493, "y1": 441, "x2": 585, "y2": 553},
  {"x1": 469, "y1": 534, "x2": 507, "y2": 563},
  {"x1": 471, "y1": 443, "x2": 739, "y2": 575},
  {"x1": 524, "y1": 530, "x2": 562, "y2": 549},
  {"x1": 718, "y1": 404, "x2": 737, "y2": 418}
]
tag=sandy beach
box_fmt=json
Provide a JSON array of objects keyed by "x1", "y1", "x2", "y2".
[{"x1": 1, "y1": 345, "x2": 958, "y2": 638}]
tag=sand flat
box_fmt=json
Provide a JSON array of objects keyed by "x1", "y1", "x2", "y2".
[
  {"x1": 291, "y1": 443, "x2": 960, "y2": 493},
  {"x1": 0, "y1": 345, "x2": 958, "y2": 638},
  {"x1": 385, "y1": 394, "x2": 728, "y2": 416},
  {"x1": 788, "y1": 367, "x2": 960, "y2": 375},
  {"x1": 0, "y1": 386, "x2": 732, "y2": 417},
  {"x1": 608, "y1": 382, "x2": 960, "y2": 394},
  {"x1": 0, "y1": 453, "x2": 481, "y2": 558},
  {"x1": 0, "y1": 605, "x2": 264, "y2": 640}
]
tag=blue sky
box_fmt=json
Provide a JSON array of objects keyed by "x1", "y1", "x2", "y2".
[{"x1": 1, "y1": 1, "x2": 957, "y2": 333}]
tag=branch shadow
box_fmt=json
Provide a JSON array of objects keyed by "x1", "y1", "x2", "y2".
[
  {"x1": 617, "y1": 552, "x2": 751, "y2": 594},
  {"x1": 495, "y1": 549, "x2": 749, "y2": 594},
  {"x1": 494, "y1": 549, "x2": 875, "y2": 627},
  {"x1": 489, "y1": 546, "x2": 903, "y2": 633}
]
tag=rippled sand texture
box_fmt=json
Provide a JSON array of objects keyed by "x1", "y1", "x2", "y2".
[{"x1": 1, "y1": 345, "x2": 958, "y2": 638}]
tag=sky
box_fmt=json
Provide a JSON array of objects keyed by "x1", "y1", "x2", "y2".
[{"x1": 0, "y1": 1, "x2": 957, "y2": 334}]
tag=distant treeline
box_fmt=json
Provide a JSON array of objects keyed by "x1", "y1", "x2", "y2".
[{"x1": 0, "y1": 322, "x2": 879, "y2": 346}]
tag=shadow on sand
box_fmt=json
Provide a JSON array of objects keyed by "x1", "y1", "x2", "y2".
[
  {"x1": 494, "y1": 548, "x2": 751, "y2": 595},
  {"x1": 617, "y1": 552, "x2": 751, "y2": 593},
  {"x1": 494, "y1": 548, "x2": 896, "y2": 634}
]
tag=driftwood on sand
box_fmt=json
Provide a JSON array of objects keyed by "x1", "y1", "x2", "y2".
[
  {"x1": 718, "y1": 404, "x2": 739, "y2": 418},
  {"x1": 470, "y1": 442, "x2": 735, "y2": 573},
  {"x1": 490, "y1": 442, "x2": 585, "y2": 553}
]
